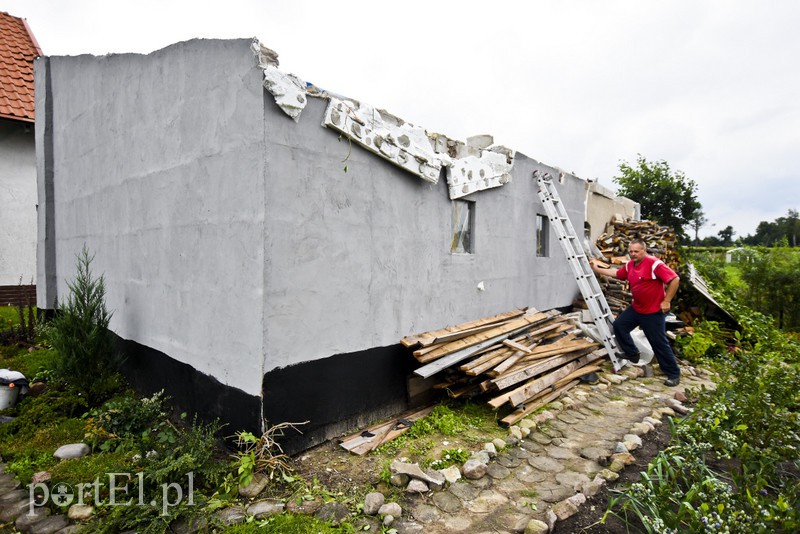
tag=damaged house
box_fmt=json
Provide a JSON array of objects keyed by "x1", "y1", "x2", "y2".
[{"x1": 35, "y1": 38, "x2": 630, "y2": 453}]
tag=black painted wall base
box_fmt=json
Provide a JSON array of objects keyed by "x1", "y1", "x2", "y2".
[
  {"x1": 262, "y1": 344, "x2": 421, "y2": 455},
  {"x1": 114, "y1": 334, "x2": 425, "y2": 456},
  {"x1": 116, "y1": 335, "x2": 262, "y2": 436}
]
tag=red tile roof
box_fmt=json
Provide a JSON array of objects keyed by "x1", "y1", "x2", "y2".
[{"x1": 0, "y1": 11, "x2": 41, "y2": 123}]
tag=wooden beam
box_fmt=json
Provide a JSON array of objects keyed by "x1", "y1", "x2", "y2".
[
  {"x1": 415, "y1": 311, "x2": 549, "y2": 364},
  {"x1": 401, "y1": 308, "x2": 528, "y2": 347},
  {"x1": 499, "y1": 380, "x2": 580, "y2": 426},
  {"x1": 493, "y1": 344, "x2": 598, "y2": 390},
  {"x1": 413, "y1": 319, "x2": 547, "y2": 378},
  {"x1": 506, "y1": 352, "x2": 603, "y2": 408}
]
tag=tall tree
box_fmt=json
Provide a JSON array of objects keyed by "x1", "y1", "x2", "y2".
[
  {"x1": 613, "y1": 155, "x2": 702, "y2": 242},
  {"x1": 742, "y1": 209, "x2": 800, "y2": 246},
  {"x1": 717, "y1": 225, "x2": 735, "y2": 246},
  {"x1": 689, "y1": 209, "x2": 709, "y2": 245}
]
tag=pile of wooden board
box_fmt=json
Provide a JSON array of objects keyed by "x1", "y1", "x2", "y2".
[{"x1": 401, "y1": 308, "x2": 604, "y2": 427}]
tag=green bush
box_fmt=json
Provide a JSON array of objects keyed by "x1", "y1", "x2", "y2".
[
  {"x1": 84, "y1": 391, "x2": 170, "y2": 452},
  {"x1": 49, "y1": 246, "x2": 124, "y2": 401},
  {"x1": 608, "y1": 306, "x2": 800, "y2": 533}
]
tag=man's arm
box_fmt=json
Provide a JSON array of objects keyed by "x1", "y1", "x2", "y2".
[
  {"x1": 588, "y1": 258, "x2": 619, "y2": 279},
  {"x1": 661, "y1": 276, "x2": 680, "y2": 313}
]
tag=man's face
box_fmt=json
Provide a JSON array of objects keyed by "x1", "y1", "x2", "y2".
[{"x1": 628, "y1": 243, "x2": 647, "y2": 262}]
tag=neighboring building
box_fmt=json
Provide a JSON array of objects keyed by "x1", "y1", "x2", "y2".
[
  {"x1": 0, "y1": 11, "x2": 40, "y2": 305},
  {"x1": 37, "y1": 38, "x2": 600, "y2": 453},
  {"x1": 584, "y1": 179, "x2": 639, "y2": 243}
]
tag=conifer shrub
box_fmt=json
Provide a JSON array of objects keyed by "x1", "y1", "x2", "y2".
[{"x1": 49, "y1": 246, "x2": 124, "y2": 401}]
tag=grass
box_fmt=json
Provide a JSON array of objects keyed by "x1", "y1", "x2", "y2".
[
  {"x1": 0, "y1": 304, "x2": 20, "y2": 327},
  {"x1": 372, "y1": 401, "x2": 505, "y2": 466},
  {"x1": 224, "y1": 514, "x2": 358, "y2": 533},
  {"x1": 0, "y1": 345, "x2": 59, "y2": 380}
]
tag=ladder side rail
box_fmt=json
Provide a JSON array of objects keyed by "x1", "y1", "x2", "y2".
[{"x1": 534, "y1": 171, "x2": 622, "y2": 370}]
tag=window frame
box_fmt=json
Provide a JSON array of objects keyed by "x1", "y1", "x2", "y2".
[{"x1": 450, "y1": 199, "x2": 475, "y2": 254}]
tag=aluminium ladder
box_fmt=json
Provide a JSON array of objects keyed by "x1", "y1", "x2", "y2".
[{"x1": 534, "y1": 170, "x2": 624, "y2": 371}]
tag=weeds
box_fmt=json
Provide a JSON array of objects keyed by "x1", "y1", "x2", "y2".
[
  {"x1": 233, "y1": 420, "x2": 307, "y2": 487},
  {"x1": 606, "y1": 263, "x2": 800, "y2": 533}
]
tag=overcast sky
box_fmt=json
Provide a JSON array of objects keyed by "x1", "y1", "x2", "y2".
[{"x1": 6, "y1": 0, "x2": 799, "y2": 238}]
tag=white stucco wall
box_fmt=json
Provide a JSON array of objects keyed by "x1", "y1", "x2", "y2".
[{"x1": 0, "y1": 120, "x2": 37, "y2": 287}]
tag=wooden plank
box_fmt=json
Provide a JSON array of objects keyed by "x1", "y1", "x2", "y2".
[
  {"x1": 413, "y1": 315, "x2": 550, "y2": 378},
  {"x1": 412, "y1": 340, "x2": 449, "y2": 358},
  {"x1": 492, "y1": 344, "x2": 598, "y2": 391},
  {"x1": 343, "y1": 406, "x2": 435, "y2": 455},
  {"x1": 463, "y1": 352, "x2": 511, "y2": 376},
  {"x1": 487, "y1": 347, "x2": 598, "y2": 409},
  {"x1": 401, "y1": 308, "x2": 528, "y2": 347},
  {"x1": 506, "y1": 352, "x2": 603, "y2": 407},
  {"x1": 502, "y1": 339, "x2": 532, "y2": 354},
  {"x1": 414, "y1": 324, "x2": 535, "y2": 379},
  {"x1": 490, "y1": 340, "x2": 543, "y2": 377},
  {"x1": 459, "y1": 346, "x2": 510, "y2": 373},
  {"x1": 415, "y1": 311, "x2": 549, "y2": 364},
  {"x1": 505, "y1": 336, "x2": 594, "y2": 368},
  {"x1": 428, "y1": 322, "x2": 510, "y2": 345},
  {"x1": 499, "y1": 380, "x2": 580, "y2": 426}
]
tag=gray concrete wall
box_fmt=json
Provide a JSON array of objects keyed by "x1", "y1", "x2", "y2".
[
  {"x1": 261, "y1": 95, "x2": 583, "y2": 370},
  {"x1": 36, "y1": 39, "x2": 267, "y2": 396},
  {"x1": 37, "y1": 37, "x2": 589, "y2": 424},
  {"x1": 0, "y1": 119, "x2": 37, "y2": 287}
]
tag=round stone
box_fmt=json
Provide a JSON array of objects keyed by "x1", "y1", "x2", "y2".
[
  {"x1": 527, "y1": 456, "x2": 565, "y2": 473},
  {"x1": 515, "y1": 464, "x2": 549, "y2": 484},
  {"x1": 486, "y1": 463, "x2": 511, "y2": 480},
  {"x1": 432, "y1": 491, "x2": 462, "y2": 513},
  {"x1": 448, "y1": 481, "x2": 480, "y2": 501},
  {"x1": 544, "y1": 446, "x2": 578, "y2": 460}
]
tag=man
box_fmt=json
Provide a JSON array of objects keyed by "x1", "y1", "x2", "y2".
[{"x1": 589, "y1": 238, "x2": 682, "y2": 386}]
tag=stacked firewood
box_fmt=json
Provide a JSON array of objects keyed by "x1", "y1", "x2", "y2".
[
  {"x1": 586, "y1": 218, "x2": 681, "y2": 314},
  {"x1": 401, "y1": 308, "x2": 603, "y2": 427},
  {"x1": 594, "y1": 218, "x2": 680, "y2": 270}
]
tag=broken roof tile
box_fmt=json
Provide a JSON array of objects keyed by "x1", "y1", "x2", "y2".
[{"x1": 0, "y1": 11, "x2": 41, "y2": 122}]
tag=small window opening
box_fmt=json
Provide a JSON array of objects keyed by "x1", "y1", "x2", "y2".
[
  {"x1": 536, "y1": 214, "x2": 549, "y2": 257},
  {"x1": 451, "y1": 200, "x2": 474, "y2": 254}
]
